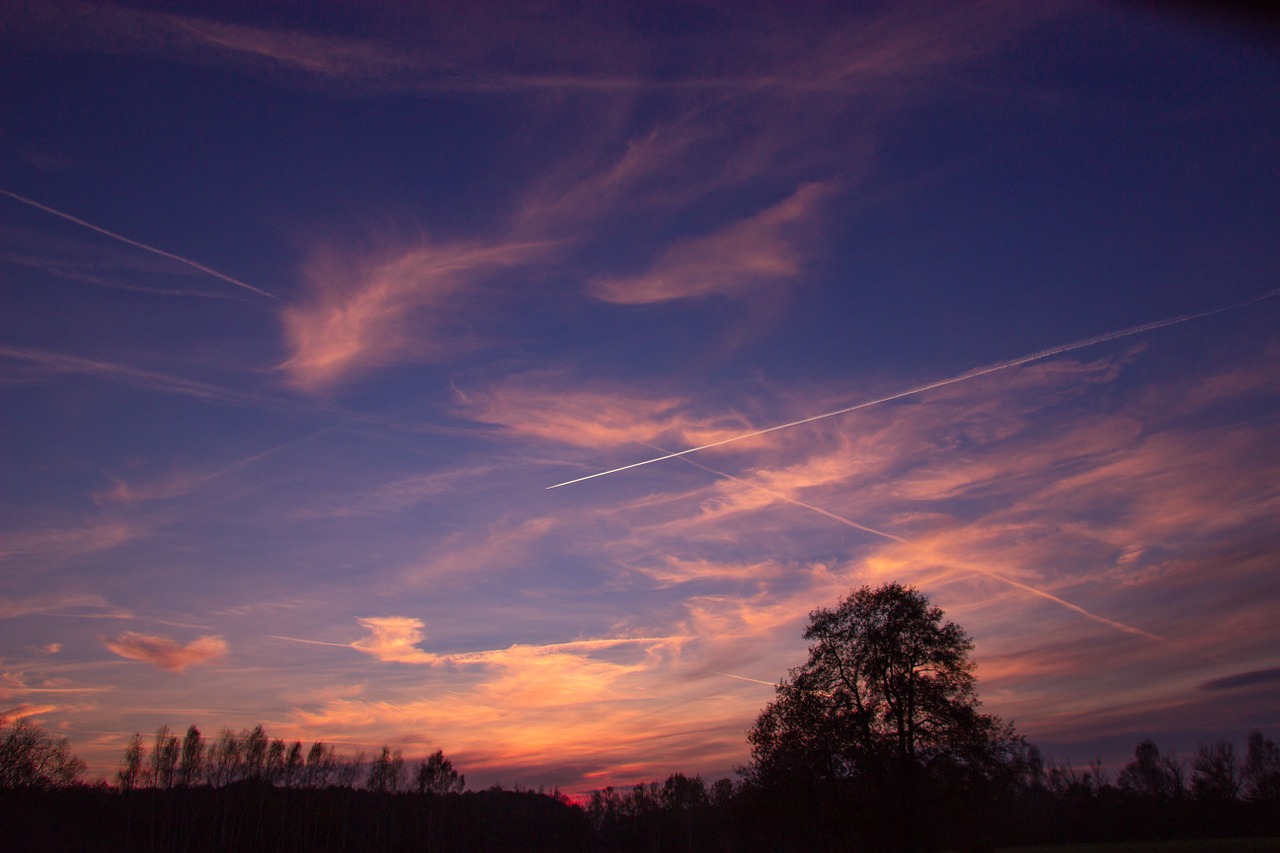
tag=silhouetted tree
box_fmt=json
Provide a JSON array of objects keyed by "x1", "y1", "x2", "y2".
[
  {"x1": 1192, "y1": 739, "x2": 1243, "y2": 802},
  {"x1": 414, "y1": 748, "x2": 466, "y2": 795},
  {"x1": 1244, "y1": 730, "x2": 1280, "y2": 802},
  {"x1": 118, "y1": 732, "x2": 146, "y2": 791},
  {"x1": 303, "y1": 741, "x2": 336, "y2": 788},
  {"x1": 367, "y1": 745, "x2": 406, "y2": 793},
  {"x1": 0, "y1": 716, "x2": 85, "y2": 788},
  {"x1": 746, "y1": 582, "x2": 1020, "y2": 851},
  {"x1": 206, "y1": 727, "x2": 241, "y2": 787},
  {"x1": 241, "y1": 724, "x2": 269, "y2": 780},
  {"x1": 152, "y1": 725, "x2": 180, "y2": 789},
  {"x1": 1118, "y1": 740, "x2": 1184, "y2": 799},
  {"x1": 177, "y1": 724, "x2": 204, "y2": 787},
  {"x1": 283, "y1": 740, "x2": 303, "y2": 788}
]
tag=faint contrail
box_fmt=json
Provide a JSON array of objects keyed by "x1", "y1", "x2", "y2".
[
  {"x1": 0, "y1": 188, "x2": 280, "y2": 301},
  {"x1": 670, "y1": 450, "x2": 1164, "y2": 641},
  {"x1": 547, "y1": 287, "x2": 1280, "y2": 489},
  {"x1": 712, "y1": 671, "x2": 777, "y2": 687}
]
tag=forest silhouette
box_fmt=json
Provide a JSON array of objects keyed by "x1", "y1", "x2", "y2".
[{"x1": 3, "y1": 584, "x2": 1279, "y2": 852}]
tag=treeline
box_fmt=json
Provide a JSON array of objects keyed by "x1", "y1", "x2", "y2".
[
  {"x1": 113, "y1": 723, "x2": 465, "y2": 795},
  {"x1": 4, "y1": 715, "x2": 1280, "y2": 851},
  {"x1": 2, "y1": 717, "x2": 582, "y2": 852},
  {"x1": 1002, "y1": 734, "x2": 1280, "y2": 848}
]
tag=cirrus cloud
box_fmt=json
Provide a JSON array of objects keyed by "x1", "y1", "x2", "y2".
[{"x1": 104, "y1": 632, "x2": 228, "y2": 672}]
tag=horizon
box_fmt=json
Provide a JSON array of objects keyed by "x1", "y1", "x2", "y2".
[{"x1": 2, "y1": 0, "x2": 1278, "y2": 798}]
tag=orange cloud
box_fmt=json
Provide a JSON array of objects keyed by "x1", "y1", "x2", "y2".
[
  {"x1": 350, "y1": 617, "x2": 439, "y2": 664},
  {"x1": 456, "y1": 377, "x2": 756, "y2": 451},
  {"x1": 104, "y1": 632, "x2": 227, "y2": 672},
  {"x1": 280, "y1": 238, "x2": 546, "y2": 392},
  {"x1": 589, "y1": 182, "x2": 831, "y2": 304}
]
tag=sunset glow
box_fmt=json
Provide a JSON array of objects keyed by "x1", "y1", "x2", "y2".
[{"x1": 2, "y1": 1, "x2": 1278, "y2": 797}]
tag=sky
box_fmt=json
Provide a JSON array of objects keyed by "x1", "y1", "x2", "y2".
[{"x1": 2, "y1": 0, "x2": 1278, "y2": 795}]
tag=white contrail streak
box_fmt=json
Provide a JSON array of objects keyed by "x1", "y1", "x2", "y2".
[
  {"x1": 547, "y1": 288, "x2": 1280, "y2": 490},
  {"x1": 712, "y1": 671, "x2": 777, "y2": 687},
  {"x1": 669, "y1": 450, "x2": 1164, "y2": 641},
  {"x1": 0, "y1": 188, "x2": 280, "y2": 302}
]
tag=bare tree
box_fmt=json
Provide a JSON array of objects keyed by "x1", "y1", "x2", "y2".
[
  {"x1": 151, "y1": 725, "x2": 180, "y2": 789},
  {"x1": 282, "y1": 740, "x2": 303, "y2": 788},
  {"x1": 1244, "y1": 731, "x2": 1280, "y2": 802},
  {"x1": 241, "y1": 725, "x2": 268, "y2": 781},
  {"x1": 206, "y1": 728, "x2": 242, "y2": 787},
  {"x1": 302, "y1": 741, "x2": 336, "y2": 788},
  {"x1": 118, "y1": 732, "x2": 146, "y2": 791},
  {"x1": 265, "y1": 738, "x2": 286, "y2": 785},
  {"x1": 1118, "y1": 740, "x2": 1184, "y2": 799},
  {"x1": 367, "y1": 745, "x2": 406, "y2": 793},
  {"x1": 178, "y1": 725, "x2": 204, "y2": 787},
  {"x1": 1192, "y1": 739, "x2": 1243, "y2": 801},
  {"x1": 0, "y1": 716, "x2": 86, "y2": 789}
]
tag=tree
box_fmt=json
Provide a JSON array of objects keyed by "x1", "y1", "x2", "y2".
[
  {"x1": 413, "y1": 748, "x2": 465, "y2": 794},
  {"x1": 366, "y1": 745, "x2": 406, "y2": 793},
  {"x1": 1192, "y1": 739, "x2": 1243, "y2": 802},
  {"x1": 1244, "y1": 731, "x2": 1280, "y2": 802},
  {"x1": 177, "y1": 725, "x2": 204, "y2": 787},
  {"x1": 0, "y1": 716, "x2": 86, "y2": 789},
  {"x1": 151, "y1": 725, "x2": 180, "y2": 789},
  {"x1": 746, "y1": 583, "x2": 1019, "y2": 851},
  {"x1": 1118, "y1": 740, "x2": 1184, "y2": 799},
  {"x1": 118, "y1": 732, "x2": 146, "y2": 791}
]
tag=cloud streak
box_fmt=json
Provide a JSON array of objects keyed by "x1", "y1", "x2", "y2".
[
  {"x1": 589, "y1": 182, "x2": 831, "y2": 304},
  {"x1": 104, "y1": 632, "x2": 228, "y2": 672},
  {"x1": 280, "y1": 238, "x2": 549, "y2": 392},
  {"x1": 548, "y1": 287, "x2": 1280, "y2": 488},
  {"x1": 0, "y1": 189, "x2": 278, "y2": 301}
]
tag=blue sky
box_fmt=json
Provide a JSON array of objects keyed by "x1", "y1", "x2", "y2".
[{"x1": 2, "y1": 0, "x2": 1278, "y2": 793}]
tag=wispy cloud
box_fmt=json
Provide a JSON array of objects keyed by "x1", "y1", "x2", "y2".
[
  {"x1": 349, "y1": 617, "x2": 437, "y2": 664},
  {"x1": 0, "y1": 521, "x2": 137, "y2": 565},
  {"x1": 11, "y1": 1, "x2": 1038, "y2": 97},
  {"x1": 456, "y1": 377, "x2": 755, "y2": 452},
  {"x1": 0, "y1": 189, "x2": 277, "y2": 301},
  {"x1": 279, "y1": 238, "x2": 549, "y2": 392},
  {"x1": 589, "y1": 182, "x2": 832, "y2": 304},
  {"x1": 104, "y1": 632, "x2": 227, "y2": 672},
  {"x1": 0, "y1": 345, "x2": 268, "y2": 406},
  {"x1": 342, "y1": 616, "x2": 684, "y2": 670}
]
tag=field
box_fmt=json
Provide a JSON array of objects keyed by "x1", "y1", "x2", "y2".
[{"x1": 1000, "y1": 839, "x2": 1280, "y2": 853}]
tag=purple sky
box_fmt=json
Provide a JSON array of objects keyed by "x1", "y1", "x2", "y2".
[{"x1": 2, "y1": 1, "x2": 1278, "y2": 794}]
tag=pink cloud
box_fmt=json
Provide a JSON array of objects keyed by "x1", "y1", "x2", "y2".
[
  {"x1": 280, "y1": 238, "x2": 547, "y2": 392},
  {"x1": 456, "y1": 377, "x2": 759, "y2": 451},
  {"x1": 350, "y1": 617, "x2": 439, "y2": 665},
  {"x1": 104, "y1": 632, "x2": 227, "y2": 672},
  {"x1": 589, "y1": 182, "x2": 832, "y2": 304}
]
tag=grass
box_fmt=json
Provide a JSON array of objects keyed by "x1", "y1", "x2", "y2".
[{"x1": 998, "y1": 839, "x2": 1280, "y2": 853}]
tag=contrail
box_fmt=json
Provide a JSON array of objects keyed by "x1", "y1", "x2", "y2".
[
  {"x1": 265, "y1": 634, "x2": 354, "y2": 648},
  {"x1": 547, "y1": 288, "x2": 1280, "y2": 490},
  {"x1": 712, "y1": 671, "x2": 777, "y2": 687},
  {"x1": 0, "y1": 188, "x2": 279, "y2": 302},
  {"x1": 670, "y1": 450, "x2": 1164, "y2": 641}
]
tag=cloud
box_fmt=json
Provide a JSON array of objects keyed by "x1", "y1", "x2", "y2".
[
  {"x1": 11, "y1": 1, "x2": 1036, "y2": 97},
  {"x1": 0, "y1": 703, "x2": 59, "y2": 721},
  {"x1": 350, "y1": 617, "x2": 439, "y2": 665},
  {"x1": 104, "y1": 632, "x2": 227, "y2": 672},
  {"x1": 0, "y1": 520, "x2": 137, "y2": 565},
  {"x1": 589, "y1": 183, "x2": 832, "y2": 304},
  {"x1": 1198, "y1": 667, "x2": 1280, "y2": 692},
  {"x1": 455, "y1": 377, "x2": 759, "y2": 452},
  {"x1": 0, "y1": 345, "x2": 269, "y2": 407},
  {"x1": 279, "y1": 238, "x2": 547, "y2": 392},
  {"x1": 348, "y1": 615, "x2": 686, "y2": 672}
]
